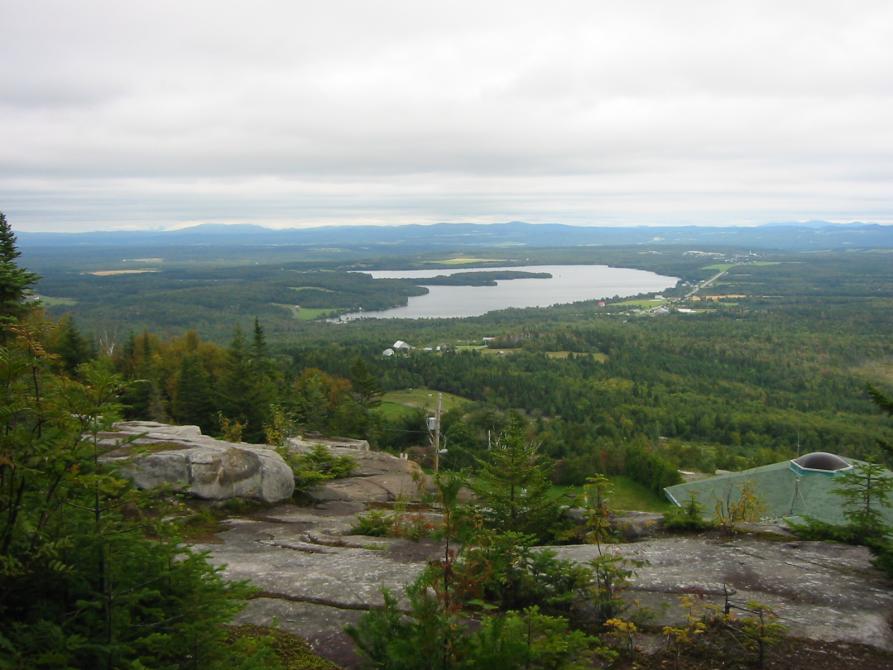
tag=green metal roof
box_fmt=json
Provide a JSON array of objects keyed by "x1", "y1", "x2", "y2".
[{"x1": 664, "y1": 457, "x2": 893, "y2": 526}]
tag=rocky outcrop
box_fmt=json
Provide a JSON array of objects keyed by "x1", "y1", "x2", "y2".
[
  {"x1": 195, "y1": 508, "x2": 893, "y2": 668},
  {"x1": 98, "y1": 421, "x2": 295, "y2": 504},
  {"x1": 289, "y1": 435, "x2": 370, "y2": 451},
  {"x1": 553, "y1": 536, "x2": 893, "y2": 650},
  {"x1": 287, "y1": 440, "x2": 433, "y2": 504}
]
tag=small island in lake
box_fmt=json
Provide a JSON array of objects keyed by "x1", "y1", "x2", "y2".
[{"x1": 418, "y1": 270, "x2": 552, "y2": 286}]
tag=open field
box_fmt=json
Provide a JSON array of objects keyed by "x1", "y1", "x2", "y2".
[
  {"x1": 294, "y1": 306, "x2": 340, "y2": 321},
  {"x1": 549, "y1": 476, "x2": 672, "y2": 512},
  {"x1": 374, "y1": 401, "x2": 421, "y2": 421},
  {"x1": 37, "y1": 295, "x2": 78, "y2": 306},
  {"x1": 613, "y1": 297, "x2": 667, "y2": 308},
  {"x1": 274, "y1": 304, "x2": 341, "y2": 321},
  {"x1": 380, "y1": 388, "x2": 470, "y2": 413},
  {"x1": 87, "y1": 269, "x2": 159, "y2": 276},
  {"x1": 424, "y1": 257, "x2": 504, "y2": 265}
]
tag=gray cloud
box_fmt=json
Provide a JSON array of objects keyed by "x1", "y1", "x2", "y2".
[{"x1": 2, "y1": 0, "x2": 892, "y2": 230}]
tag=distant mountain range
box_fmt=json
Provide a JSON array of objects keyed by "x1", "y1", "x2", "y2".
[{"x1": 17, "y1": 220, "x2": 893, "y2": 251}]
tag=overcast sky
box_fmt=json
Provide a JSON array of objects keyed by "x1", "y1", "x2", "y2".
[{"x1": 2, "y1": 1, "x2": 892, "y2": 231}]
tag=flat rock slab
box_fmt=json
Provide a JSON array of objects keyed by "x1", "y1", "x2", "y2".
[
  {"x1": 552, "y1": 535, "x2": 893, "y2": 650},
  {"x1": 195, "y1": 505, "x2": 893, "y2": 668},
  {"x1": 198, "y1": 518, "x2": 429, "y2": 609},
  {"x1": 195, "y1": 503, "x2": 440, "y2": 668}
]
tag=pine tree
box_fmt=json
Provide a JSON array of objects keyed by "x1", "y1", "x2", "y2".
[
  {"x1": 472, "y1": 416, "x2": 560, "y2": 541},
  {"x1": 0, "y1": 211, "x2": 39, "y2": 334},
  {"x1": 350, "y1": 357, "x2": 382, "y2": 409},
  {"x1": 51, "y1": 315, "x2": 93, "y2": 373},
  {"x1": 172, "y1": 353, "x2": 218, "y2": 432},
  {"x1": 220, "y1": 324, "x2": 273, "y2": 442},
  {"x1": 834, "y1": 461, "x2": 893, "y2": 538}
]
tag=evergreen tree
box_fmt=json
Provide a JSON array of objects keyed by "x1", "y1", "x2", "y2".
[
  {"x1": 172, "y1": 353, "x2": 217, "y2": 432},
  {"x1": 350, "y1": 357, "x2": 382, "y2": 409},
  {"x1": 0, "y1": 330, "x2": 270, "y2": 669},
  {"x1": 472, "y1": 416, "x2": 560, "y2": 541},
  {"x1": 833, "y1": 461, "x2": 893, "y2": 538},
  {"x1": 0, "y1": 211, "x2": 39, "y2": 334},
  {"x1": 248, "y1": 318, "x2": 277, "y2": 430},
  {"x1": 51, "y1": 315, "x2": 93, "y2": 373},
  {"x1": 220, "y1": 325, "x2": 273, "y2": 442}
]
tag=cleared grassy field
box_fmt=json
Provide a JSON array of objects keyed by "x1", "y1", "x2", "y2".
[
  {"x1": 375, "y1": 401, "x2": 421, "y2": 421},
  {"x1": 424, "y1": 257, "x2": 504, "y2": 265},
  {"x1": 294, "y1": 307, "x2": 340, "y2": 321},
  {"x1": 38, "y1": 295, "x2": 78, "y2": 306},
  {"x1": 613, "y1": 298, "x2": 666, "y2": 308},
  {"x1": 274, "y1": 304, "x2": 341, "y2": 321},
  {"x1": 549, "y1": 476, "x2": 672, "y2": 512},
  {"x1": 379, "y1": 388, "x2": 470, "y2": 413}
]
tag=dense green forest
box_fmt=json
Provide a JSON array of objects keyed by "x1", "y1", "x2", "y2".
[
  {"x1": 21, "y1": 232, "x2": 893, "y2": 487},
  {"x1": 5, "y1": 213, "x2": 893, "y2": 668}
]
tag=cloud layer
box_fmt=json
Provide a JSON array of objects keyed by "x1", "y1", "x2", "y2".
[{"x1": 2, "y1": 1, "x2": 892, "y2": 230}]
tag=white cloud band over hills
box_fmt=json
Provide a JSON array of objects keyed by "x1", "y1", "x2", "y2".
[{"x1": 2, "y1": 1, "x2": 892, "y2": 230}]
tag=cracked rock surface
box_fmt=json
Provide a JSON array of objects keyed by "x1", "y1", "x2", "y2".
[
  {"x1": 197, "y1": 503, "x2": 893, "y2": 669},
  {"x1": 195, "y1": 503, "x2": 439, "y2": 668},
  {"x1": 553, "y1": 537, "x2": 893, "y2": 651}
]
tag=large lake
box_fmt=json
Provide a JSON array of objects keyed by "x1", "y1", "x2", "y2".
[{"x1": 339, "y1": 265, "x2": 678, "y2": 320}]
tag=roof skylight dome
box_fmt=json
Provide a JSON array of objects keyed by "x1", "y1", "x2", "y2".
[{"x1": 791, "y1": 452, "x2": 852, "y2": 473}]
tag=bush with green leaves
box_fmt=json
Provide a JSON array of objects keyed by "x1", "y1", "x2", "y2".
[
  {"x1": 277, "y1": 444, "x2": 356, "y2": 494},
  {"x1": 347, "y1": 582, "x2": 611, "y2": 670},
  {"x1": 351, "y1": 509, "x2": 393, "y2": 537},
  {"x1": 456, "y1": 531, "x2": 592, "y2": 615}
]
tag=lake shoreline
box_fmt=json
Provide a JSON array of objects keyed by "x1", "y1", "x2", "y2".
[{"x1": 338, "y1": 264, "x2": 678, "y2": 320}]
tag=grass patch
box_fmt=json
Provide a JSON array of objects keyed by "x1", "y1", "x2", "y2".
[
  {"x1": 608, "y1": 476, "x2": 672, "y2": 512},
  {"x1": 423, "y1": 257, "x2": 504, "y2": 265},
  {"x1": 613, "y1": 298, "x2": 667, "y2": 308},
  {"x1": 702, "y1": 263, "x2": 735, "y2": 271},
  {"x1": 374, "y1": 401, "x2": 421, "y2": 421},
  {"x1": 274, "y1": 304, "x2": 341, "y2": 321},
  {"x1": 380, "y1": 388, "x2": 470, "y2": 413},
  {"x1": 294, "y1": 307, "x2": 340, "y2": 321},
  {"x1": 549, "y1": 476, "x2": 671, "y2": 513},
  {"x1": 480, "y1": 348, "x2": 521, "y2": 356},
  {"x1": 87, "y1": 269, "x2": 159, "y2": 276},
  {"x1": 38, "y1": 295, "x2": 77, "y2": 306}
]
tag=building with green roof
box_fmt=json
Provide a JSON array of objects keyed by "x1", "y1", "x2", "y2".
[{"x1": 664, "y1": 452, "x2": 893, "y2": 526}]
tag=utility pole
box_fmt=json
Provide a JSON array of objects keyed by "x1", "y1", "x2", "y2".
[{"x1": 433, "y1": 392, "x2": 442, "y2": 473}]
